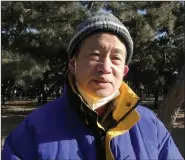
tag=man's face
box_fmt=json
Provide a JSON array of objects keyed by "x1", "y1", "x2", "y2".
[{"x1": 69, "y1": 33, "x2": 129, "y2": 98}]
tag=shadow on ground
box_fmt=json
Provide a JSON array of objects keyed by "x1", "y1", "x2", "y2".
[{"x1": 2, "y1": 103, "x2": 39, "y2": 107}]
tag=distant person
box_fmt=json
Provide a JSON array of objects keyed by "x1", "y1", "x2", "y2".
[{"x1": 2, "y1": 12, "x2": 183, "y2": 160}]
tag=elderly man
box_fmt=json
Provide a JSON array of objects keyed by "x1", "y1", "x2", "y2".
[{"x1": 2, "y1": 13, "x2": 183, "y2": 160}]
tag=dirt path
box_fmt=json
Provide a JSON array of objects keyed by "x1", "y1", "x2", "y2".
[{"x1": 1, "y1": 100, "x2": 184, "y2": 157}]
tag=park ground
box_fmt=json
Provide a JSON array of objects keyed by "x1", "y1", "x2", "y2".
[{"x1": 1, "y1": 99, "x2": 185, "y2": 158}]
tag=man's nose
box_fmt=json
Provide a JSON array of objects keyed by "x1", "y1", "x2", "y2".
[{"x1": 97, "y1": 58, "x2": 112, "y2": 74}]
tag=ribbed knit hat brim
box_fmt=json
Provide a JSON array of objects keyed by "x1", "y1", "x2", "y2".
[{"x1": 68, "y1": 13, "x2": 133, "y2": 64}]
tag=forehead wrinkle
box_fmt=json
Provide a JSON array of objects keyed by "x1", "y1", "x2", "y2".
[{"x1": 99, "y1": 41, "x2": 113, "y2": 53}]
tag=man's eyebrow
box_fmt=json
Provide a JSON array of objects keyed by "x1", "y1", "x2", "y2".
[{"x1": 111, "y1": 48, "x2": 124, "y2": 54}]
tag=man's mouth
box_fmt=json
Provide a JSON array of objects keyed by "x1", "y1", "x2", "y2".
[
  {"x1": 92, "y1": 78, "x2": 111, "y2": 87},
  {"x1": 93, "y1": 78, "x2": 109, "y2": 83},
  {"x1": 94, "y1": 80, "x2": 107, "y2": 83}
]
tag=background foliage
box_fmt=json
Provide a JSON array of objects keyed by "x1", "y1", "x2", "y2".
[{"x1": 1, "y1": 1, "x2": 184, "y2": 110}]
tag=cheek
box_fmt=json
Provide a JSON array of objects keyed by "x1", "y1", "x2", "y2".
[
  {"x1": 112, "y1": 65, "x2": 125, "y2": 78},
  {"x1": 115, "y1": 74, "x2": 124, "y2": 85},
  {"x1": 83, "y1": 61, "x2": 98, "y2": 73},
  {"x1": 112, "y1": 66, "x2": 125, "y2": 87},
  {"x1": 76, "y1": 61, "x2": 95, "y2": 80}
]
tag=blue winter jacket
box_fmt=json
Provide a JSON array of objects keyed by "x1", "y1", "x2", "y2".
[{"x1": 2, "y1": 77, "x2": 183, "y2": 160}]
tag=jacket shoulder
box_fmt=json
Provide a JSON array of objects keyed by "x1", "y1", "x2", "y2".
[
  {"x1": 134, "y1": 105, "x2": 159, "y2": 138},
  {"x1": 135, "y1": 105, "x2": 183, "y2": 159},
  {"x1": 136, "y1": 105, "x2": 157, "y2": 123},
  {"x1": 29, "y1": 97, "x2": 66, "y2": 121}
]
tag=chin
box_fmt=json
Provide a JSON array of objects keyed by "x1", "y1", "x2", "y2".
[{"x1": 94, "y1": 89, "x2": 114, "y2": 98}]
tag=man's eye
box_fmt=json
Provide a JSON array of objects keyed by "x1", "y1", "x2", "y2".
[
  {"x1": 112, "y1": 56, "x2": 123, "y2": 65},
  {"x1": 112, "y1": 56, "x2": 121, "y2": 61},
  {"x1": 90, "y1": 53, "x2": 100, "y2": 57}
]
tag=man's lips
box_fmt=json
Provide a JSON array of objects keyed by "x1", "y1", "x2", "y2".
[
  {"x1": 93, "y1": 77, "x2": 110, "y2": 83},
  {"x1": 92, "y1": 78, "x2": 111, "y2": 87},
  {"x1": 93, "y1": 79, "x2": 109, "y2": 83}
]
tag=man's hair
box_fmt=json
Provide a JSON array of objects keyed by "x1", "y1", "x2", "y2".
[{"x1": 68, "y1": 12, "x2": 133, "y2": 65}]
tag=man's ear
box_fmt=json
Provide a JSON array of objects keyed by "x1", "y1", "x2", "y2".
[
  {"x1": 68, "y1": 56, "x2": 76, "y2": 75},
  {"x1": 123, "y1": 65, "x2": 129, "y2": 76}
]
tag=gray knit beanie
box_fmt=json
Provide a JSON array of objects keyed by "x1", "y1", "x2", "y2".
[{"x1": 67, "y1": 12, "x2": 133, "y2": 64}]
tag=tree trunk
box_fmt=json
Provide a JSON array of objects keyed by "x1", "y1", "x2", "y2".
[
  {"x1": 2, "y1": 84, "x2": 5, "y2": 105},
  {"x1": 154, "y1": 85, "x2": 159, "y2": 109},
  {"x1": 158, "y1": 64, "x2": 185, "y2": 133},
  {"x1": 42, "y1": 84, "x2": 47, "y2": 104}
]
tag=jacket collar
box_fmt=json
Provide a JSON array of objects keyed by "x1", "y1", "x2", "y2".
[
  {"x1": 65, "y1": 72, "x2": 140, "y2": 124},
  {"x1": 113, "y1": 82, "x2": 139, "y2": 121}
]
